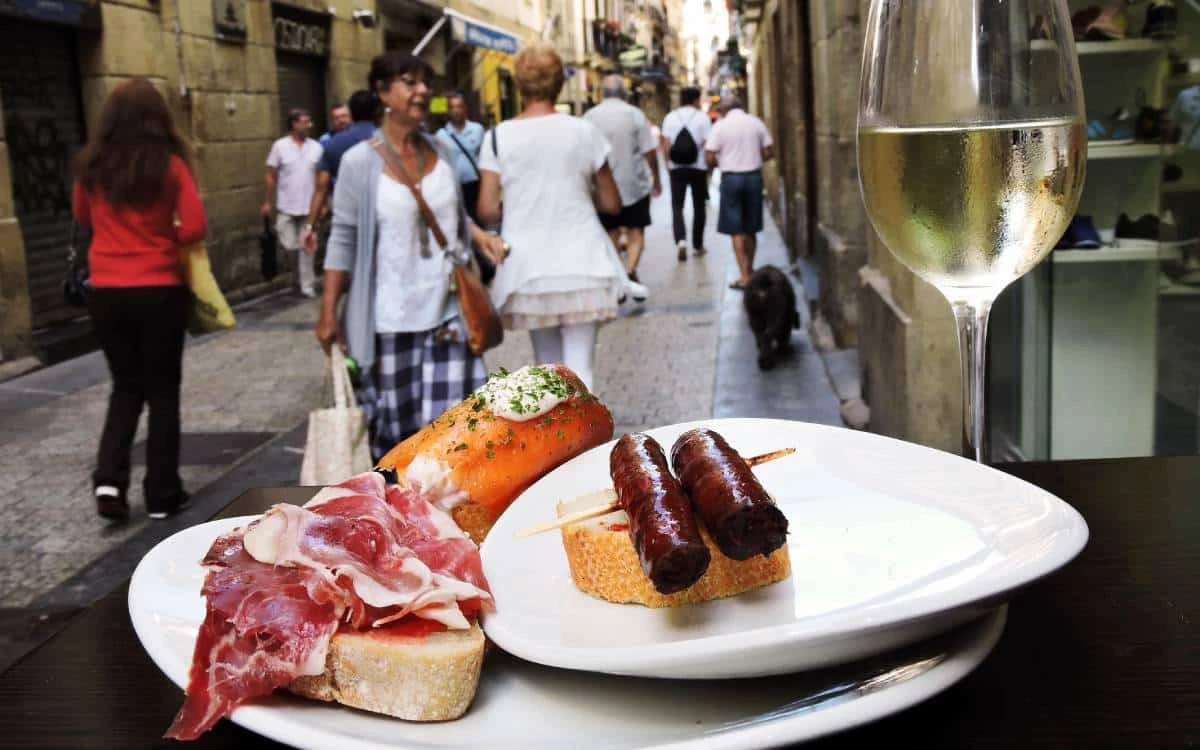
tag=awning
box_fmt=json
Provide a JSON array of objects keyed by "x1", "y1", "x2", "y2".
[
  {"x1": 412, "y1": 7, "x2": 520, "y2": 56},
  {"x1": 446, "y1": 8, "x2": 519, "y2": 54}
]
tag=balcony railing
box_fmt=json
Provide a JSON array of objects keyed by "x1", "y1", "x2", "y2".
[{"x1": 591, "y1": 19, "x2": 636, "y2": 64}]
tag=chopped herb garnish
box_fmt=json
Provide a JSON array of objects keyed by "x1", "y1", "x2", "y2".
[{"x1": 453, "y1": 443, "x2": 468, "y2": 451}]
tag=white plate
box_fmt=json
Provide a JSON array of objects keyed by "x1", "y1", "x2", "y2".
[
  {"x1": 480, "y1": 418, "x2": 1088, "y2": 679},
  {"x1": 128, "y1": 518, "x2": 1006, "y2": 749}
]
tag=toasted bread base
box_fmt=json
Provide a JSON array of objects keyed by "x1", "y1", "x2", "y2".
[
  {"x1": 289, "y1": 621, "x2": 485, "y2": 721},
  {"x1": 559, "y1": 504, "x2": 791, "y2": 608},
  {"x1": 450, "y1": 502, "x2": 500, "y2": 545}
]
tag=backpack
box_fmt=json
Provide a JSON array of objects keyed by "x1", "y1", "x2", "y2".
[{"x1": 668, "y1": 110, "x2": 702, "y2": 164}]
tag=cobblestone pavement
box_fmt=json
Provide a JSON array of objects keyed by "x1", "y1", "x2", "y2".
[
  {"x1": 0, "y1": 173, "x2": 843, "y2": 667},
  {"x1": 0, "y1": 296, "x2": 326, "y2": 607}
]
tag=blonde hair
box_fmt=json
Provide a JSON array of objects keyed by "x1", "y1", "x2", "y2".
[{"x1": 514, "y1": 42, "x2": 565, "y2": 102}]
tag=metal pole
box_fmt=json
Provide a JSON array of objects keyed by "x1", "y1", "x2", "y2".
[{"x1": 412, "y1": 13, "x2": 449, "y2": 56}]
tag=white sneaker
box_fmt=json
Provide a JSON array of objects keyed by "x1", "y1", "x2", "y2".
[
  {"x1": 677, "y1": 240, "x2": 687, "y2": 261},
  {"x1": 626, "y1": 277, "x2": 649, "y2": 303}
]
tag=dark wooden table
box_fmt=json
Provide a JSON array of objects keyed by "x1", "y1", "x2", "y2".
[{"x1": 1, "y1": 458, "x2": 1196, "y2": 749}]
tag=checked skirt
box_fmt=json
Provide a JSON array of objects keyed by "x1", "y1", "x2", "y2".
[{"x1": 357, "y1": 325, "x2": 487, "y2": 462}]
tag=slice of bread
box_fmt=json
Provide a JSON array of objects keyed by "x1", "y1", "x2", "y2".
[
  {"x1": 289, "y1": 621, "x2": 485, "y2": 721},
  {"x1": 558, "y1": 499, "x2": 790, "y2": 608}
]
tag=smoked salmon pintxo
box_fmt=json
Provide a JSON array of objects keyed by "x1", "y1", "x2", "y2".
[{"x1": 377, "y1": 364, "x2": 615, "y2": 542}]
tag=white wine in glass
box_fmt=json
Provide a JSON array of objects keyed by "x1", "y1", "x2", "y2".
[{"x1": 858, "y1": 1, "x2": 1086, "y2": 462}]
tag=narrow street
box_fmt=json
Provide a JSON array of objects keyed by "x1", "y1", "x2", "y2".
[{"x1": 0, "y1": 175, "x2": 844, "y2": 669}]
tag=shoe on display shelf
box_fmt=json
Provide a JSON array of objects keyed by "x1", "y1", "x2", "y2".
[
  {"x1": 1072, "y1": 7, "x2": 1103, "y2": 40},
  {"x1": 1057, "y1": 215, "x2": 1104, "y2": 250},
  {"x1": 1116, "y1": 212, "x2": 1179, "y2": 242},
  {"x1": 1143, "y1": 0, "x2": 1178, "y2": 39},
  {"x1": 1082, "y1": 3, "x2": 1130, "y2": 40}
]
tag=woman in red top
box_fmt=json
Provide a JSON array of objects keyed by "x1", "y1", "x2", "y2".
[{"x1": 72, "y1": 78, "x2": 207, "y2": 521}]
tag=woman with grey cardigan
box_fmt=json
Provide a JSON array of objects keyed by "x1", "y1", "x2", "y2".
[{"x1": 316, "y1": 52, "x2": 507, "y2": 460}]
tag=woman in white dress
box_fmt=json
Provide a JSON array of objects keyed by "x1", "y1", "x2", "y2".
[{"x1": 476, "y1": 42, "x2": 625, "y2": 391}]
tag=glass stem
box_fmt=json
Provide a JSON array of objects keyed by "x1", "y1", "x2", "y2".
[{"x1": 951, "y1": 298, "x2": 993, "y2": 463}]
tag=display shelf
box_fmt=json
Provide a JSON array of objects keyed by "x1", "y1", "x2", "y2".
[
  {"x1": 1033, "y1": 38, "x2": 1167, "y2": 55},
  {"x1": 1053, "y1": 242, "x2": 1183, "y2": 264},
  {"x1": 1160, "y1": 279, "x2": 1200, "y2": 297},
  {"x1": 1087, "y1": 142, "x2": 1180, "y2": 159},
  {"x1": 1167, "y1": 72, "x2": 1200, "y2": 88},
  {"x1": 1164, "y1": 182, "x2": 1200, "y2": 194}
]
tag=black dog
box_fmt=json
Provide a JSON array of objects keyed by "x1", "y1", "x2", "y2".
[{"x1": 743, "y1": 265, "x2": 799, "y2": 370}]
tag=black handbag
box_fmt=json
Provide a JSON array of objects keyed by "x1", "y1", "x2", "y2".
[
  {"x1": 260, "y1": 215, "x2": 279, "y2": 280},
  {"x1": 62, "y1": 222, "x2": 90, "y2": 307}
]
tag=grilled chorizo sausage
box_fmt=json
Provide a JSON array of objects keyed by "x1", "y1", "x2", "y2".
[
  {"x1": 610, "y1": 433, "x2": 711, "y2": 594},
  {"x1": 670, "y1": 428, "x2": 788, "y2": 560}
]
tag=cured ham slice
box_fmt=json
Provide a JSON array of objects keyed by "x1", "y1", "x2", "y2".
[
  {"x1": 165, "y1": 536, "x2": 344, "y2": 740},
  {"x1": 166, "y1": 472, "x2": 491, "y2": 740}
]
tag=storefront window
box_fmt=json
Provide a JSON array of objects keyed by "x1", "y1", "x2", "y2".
[{"x1": 989, "y1": 0, "x2": 1200, "y2": 460}]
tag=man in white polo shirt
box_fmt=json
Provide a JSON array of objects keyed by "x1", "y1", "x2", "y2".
[
  {"x1": 705, "y1": 96, "x2": 774, "y2": 290},
  {"x1": 262, "y1": 109, "x2": 323, "y2": 297}
]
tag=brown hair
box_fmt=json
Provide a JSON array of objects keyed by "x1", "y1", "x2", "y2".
[
  {"x1": 368, "y1": 52, "x2": 436, "y2": 95},
  {"x1": 74, "y1": 78, "x2": 192, "y2": 208},
  {"x1": 514, "y1": 42, "x2": 565, "y2": 102}
]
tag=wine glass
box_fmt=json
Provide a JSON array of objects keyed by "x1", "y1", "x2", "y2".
[{"x1": 857, "y1": 0, "x2": 1086, "y2": 462}]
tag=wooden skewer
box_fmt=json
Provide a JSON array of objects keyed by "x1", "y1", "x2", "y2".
[{"x1": 515, "y1": 447, "x2": 796, "y2": 538}]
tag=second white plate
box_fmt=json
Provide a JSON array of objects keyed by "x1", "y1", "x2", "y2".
[{"x1": 480, "y1": 418, "x2": 1087, "y2": 679}]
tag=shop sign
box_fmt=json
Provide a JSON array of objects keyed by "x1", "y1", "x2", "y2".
[
  {"x1": 213, "y1": 0, "x2": 247, "y2": 42},
  {"x1": 272, "y1": 3, "x2": 329, "y2": 57},
  {"x1": 449, "y1": 12, "x2": 518, "y2": 55},
  {"x1": 0, "y1": 0, "x2": 100, "y2": 28}
]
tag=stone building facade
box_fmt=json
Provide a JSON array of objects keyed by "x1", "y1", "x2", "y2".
[
  {"x1": 743, "y1": 0, "x2": 960, "y2": 453},
  {"x1": 0, "y1": 0, "x2": 548, "y2": 366}
]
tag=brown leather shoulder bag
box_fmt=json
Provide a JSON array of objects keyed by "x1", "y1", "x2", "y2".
[{"x1": 374, "y1": 139, "x2": 503, "y2": 356}]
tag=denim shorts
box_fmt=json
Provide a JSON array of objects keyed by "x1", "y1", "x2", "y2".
[{"x1": 717, "y1": 170, "x2": 764, "y2": 236}]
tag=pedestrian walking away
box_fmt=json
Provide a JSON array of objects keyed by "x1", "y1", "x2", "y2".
[
  {"x1": 263, "y1": 109, "x2": 323, "y2": 297},
  {"x1": 317, "y1": 51, "x2": 507, "y2": 461},
  {"x1": 584, "y1": 73, "x2": 661, "y2": 299},
  {"x1": 705, "y1": 96, "x2": 775, "y2": 289},
  {"x1": 71, "y1": 77, "x2": 207, "y2": 522},
  {"x1": 436, "y1": 92, "x2": 487, "y2": 224},
  {"x1": 660, "y1": 85, "x2": 713, "y2": 261},
  {"x1": 301, "y1": 90, "x2": 379, "y2": 256},
  {"x1": 477, "y1": 42, "x2": 627, "y2": 391}
]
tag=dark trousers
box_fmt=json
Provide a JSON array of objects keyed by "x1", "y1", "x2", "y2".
[
  {"x1": 670, "y1": 167, "x2": 709, "y2": 249},
  {"x1": 88, "y1": 285, "x2": 188, "y2": 510}
]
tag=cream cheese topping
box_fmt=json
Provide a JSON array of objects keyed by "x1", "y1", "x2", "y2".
[{"x1": 474, "y1": 365, "x2": 573, "y2": 422}]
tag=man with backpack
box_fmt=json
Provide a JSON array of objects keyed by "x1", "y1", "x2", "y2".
[{"x1": 660, "y1": 87, "x2": 713, "y2": 261}]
